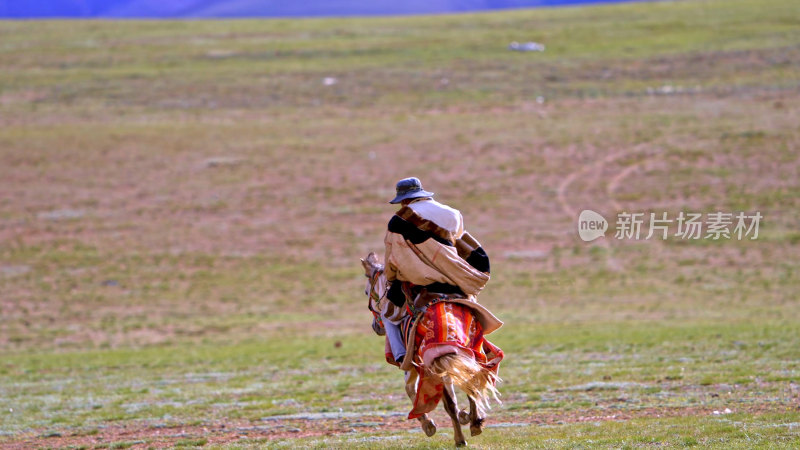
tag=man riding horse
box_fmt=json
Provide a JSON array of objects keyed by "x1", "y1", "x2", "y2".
[
  {"x1": 384, "y1": 176, "x2": 492, "y2": 356},
  {"x1": 364, "y1": 177, "x2": 504, "y2": 445}
]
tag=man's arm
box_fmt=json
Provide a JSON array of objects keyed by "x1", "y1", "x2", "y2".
[
  {"x1": 384, "y1": 229, "x2": 409, "y2": 307},
  {"x1": 383, "y1": 229, "x2": 398, "y2": 282}
]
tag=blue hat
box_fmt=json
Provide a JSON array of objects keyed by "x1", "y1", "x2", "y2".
[{"x1": 389, "y1": 177, "x2": 434, "y2": 204}]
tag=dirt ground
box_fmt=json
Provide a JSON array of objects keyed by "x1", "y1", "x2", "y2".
[{"x1": 3, "y1": 403, "x2": 794, "y2": 449}]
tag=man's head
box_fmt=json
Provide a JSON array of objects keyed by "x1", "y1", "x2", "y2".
[{"x1": 389, "y1": 177, "x2": 434, "y2": 204}]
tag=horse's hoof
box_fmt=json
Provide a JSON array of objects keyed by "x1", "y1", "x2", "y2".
[
  {"x1": 455, "y1": 440, "x2": 467, "y2": 447},
  {"x1": 470, "y1": 417, "x2": 485, "y2": 436},
  {"x1": 422, "y1": 419, "x2": 437, "y2": 437},
  {"x1": 458, "y1": 409, "x2": 470, "y2": 425}
]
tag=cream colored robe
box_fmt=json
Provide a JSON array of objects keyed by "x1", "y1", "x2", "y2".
[{"x1": 384, "y1": 205, "x2": 490, "y2": 297}]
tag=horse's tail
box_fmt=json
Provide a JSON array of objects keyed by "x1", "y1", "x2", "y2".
[{"x1": 428, "y1": 353, "x2": 501, "y2": 415}]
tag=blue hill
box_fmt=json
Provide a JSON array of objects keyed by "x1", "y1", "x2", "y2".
[{"x1": 1, "y1": 0, "x2": 647, "y2": 18}]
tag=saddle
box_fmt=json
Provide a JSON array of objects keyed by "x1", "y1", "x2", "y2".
[{"x1": 412, "y1": 288, "x2": 458, "y2": 312}]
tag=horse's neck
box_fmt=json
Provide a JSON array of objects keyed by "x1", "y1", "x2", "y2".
[{"x1": 371, "y1": 268, "x2": 387, "y2": 300}]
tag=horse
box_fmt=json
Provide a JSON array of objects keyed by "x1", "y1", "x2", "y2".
[{"x1": 360, "y1": 252, "x2": 503, "y2": 446}]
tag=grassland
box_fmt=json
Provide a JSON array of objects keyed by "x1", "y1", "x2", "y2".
[{"x1": 1, "y1": 0, "x2": 799, "y2": 447}]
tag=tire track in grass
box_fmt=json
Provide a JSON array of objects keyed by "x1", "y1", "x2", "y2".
[
  {"x1": 606, "y1": 149, "x2": 668, "y2": 261},
  {"x1": 606, "y1": 152, "x2": 661, "y2": 214},
  {"x1": 557, "y1": 145, "x2": 653, "y2": 272},
  {"x1": 559, "y1": 143, "x2": 674, "y2": 271}
]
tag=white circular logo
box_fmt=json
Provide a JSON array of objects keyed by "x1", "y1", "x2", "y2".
[{"x1": 578, "y1": 210, "x2": 608, "y2": 242}]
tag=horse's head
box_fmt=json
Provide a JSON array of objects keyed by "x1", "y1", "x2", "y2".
[
  {"x1": 360, "y1": 251, "x2": 383, "y2": 278},
  {"x1": 360, "y1": 251, "x2": 384, "y2": 294},
  {"x1": 361, "y1": 252, "x2": 386, "y2": 336}
]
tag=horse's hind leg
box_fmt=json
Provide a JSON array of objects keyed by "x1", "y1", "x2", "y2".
[
  {"x1": 468, "y1": 396, "x2": 485, "y2": 437},
  {"x1": 405, "y1": 370, "x2": 436, "y2": 436},
  {"x1": 441, "y1": 376, "x2": 469, "y2": 426},
  {"x1": 442, "y1": 380, "x2": 467, "y2": 446}
]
